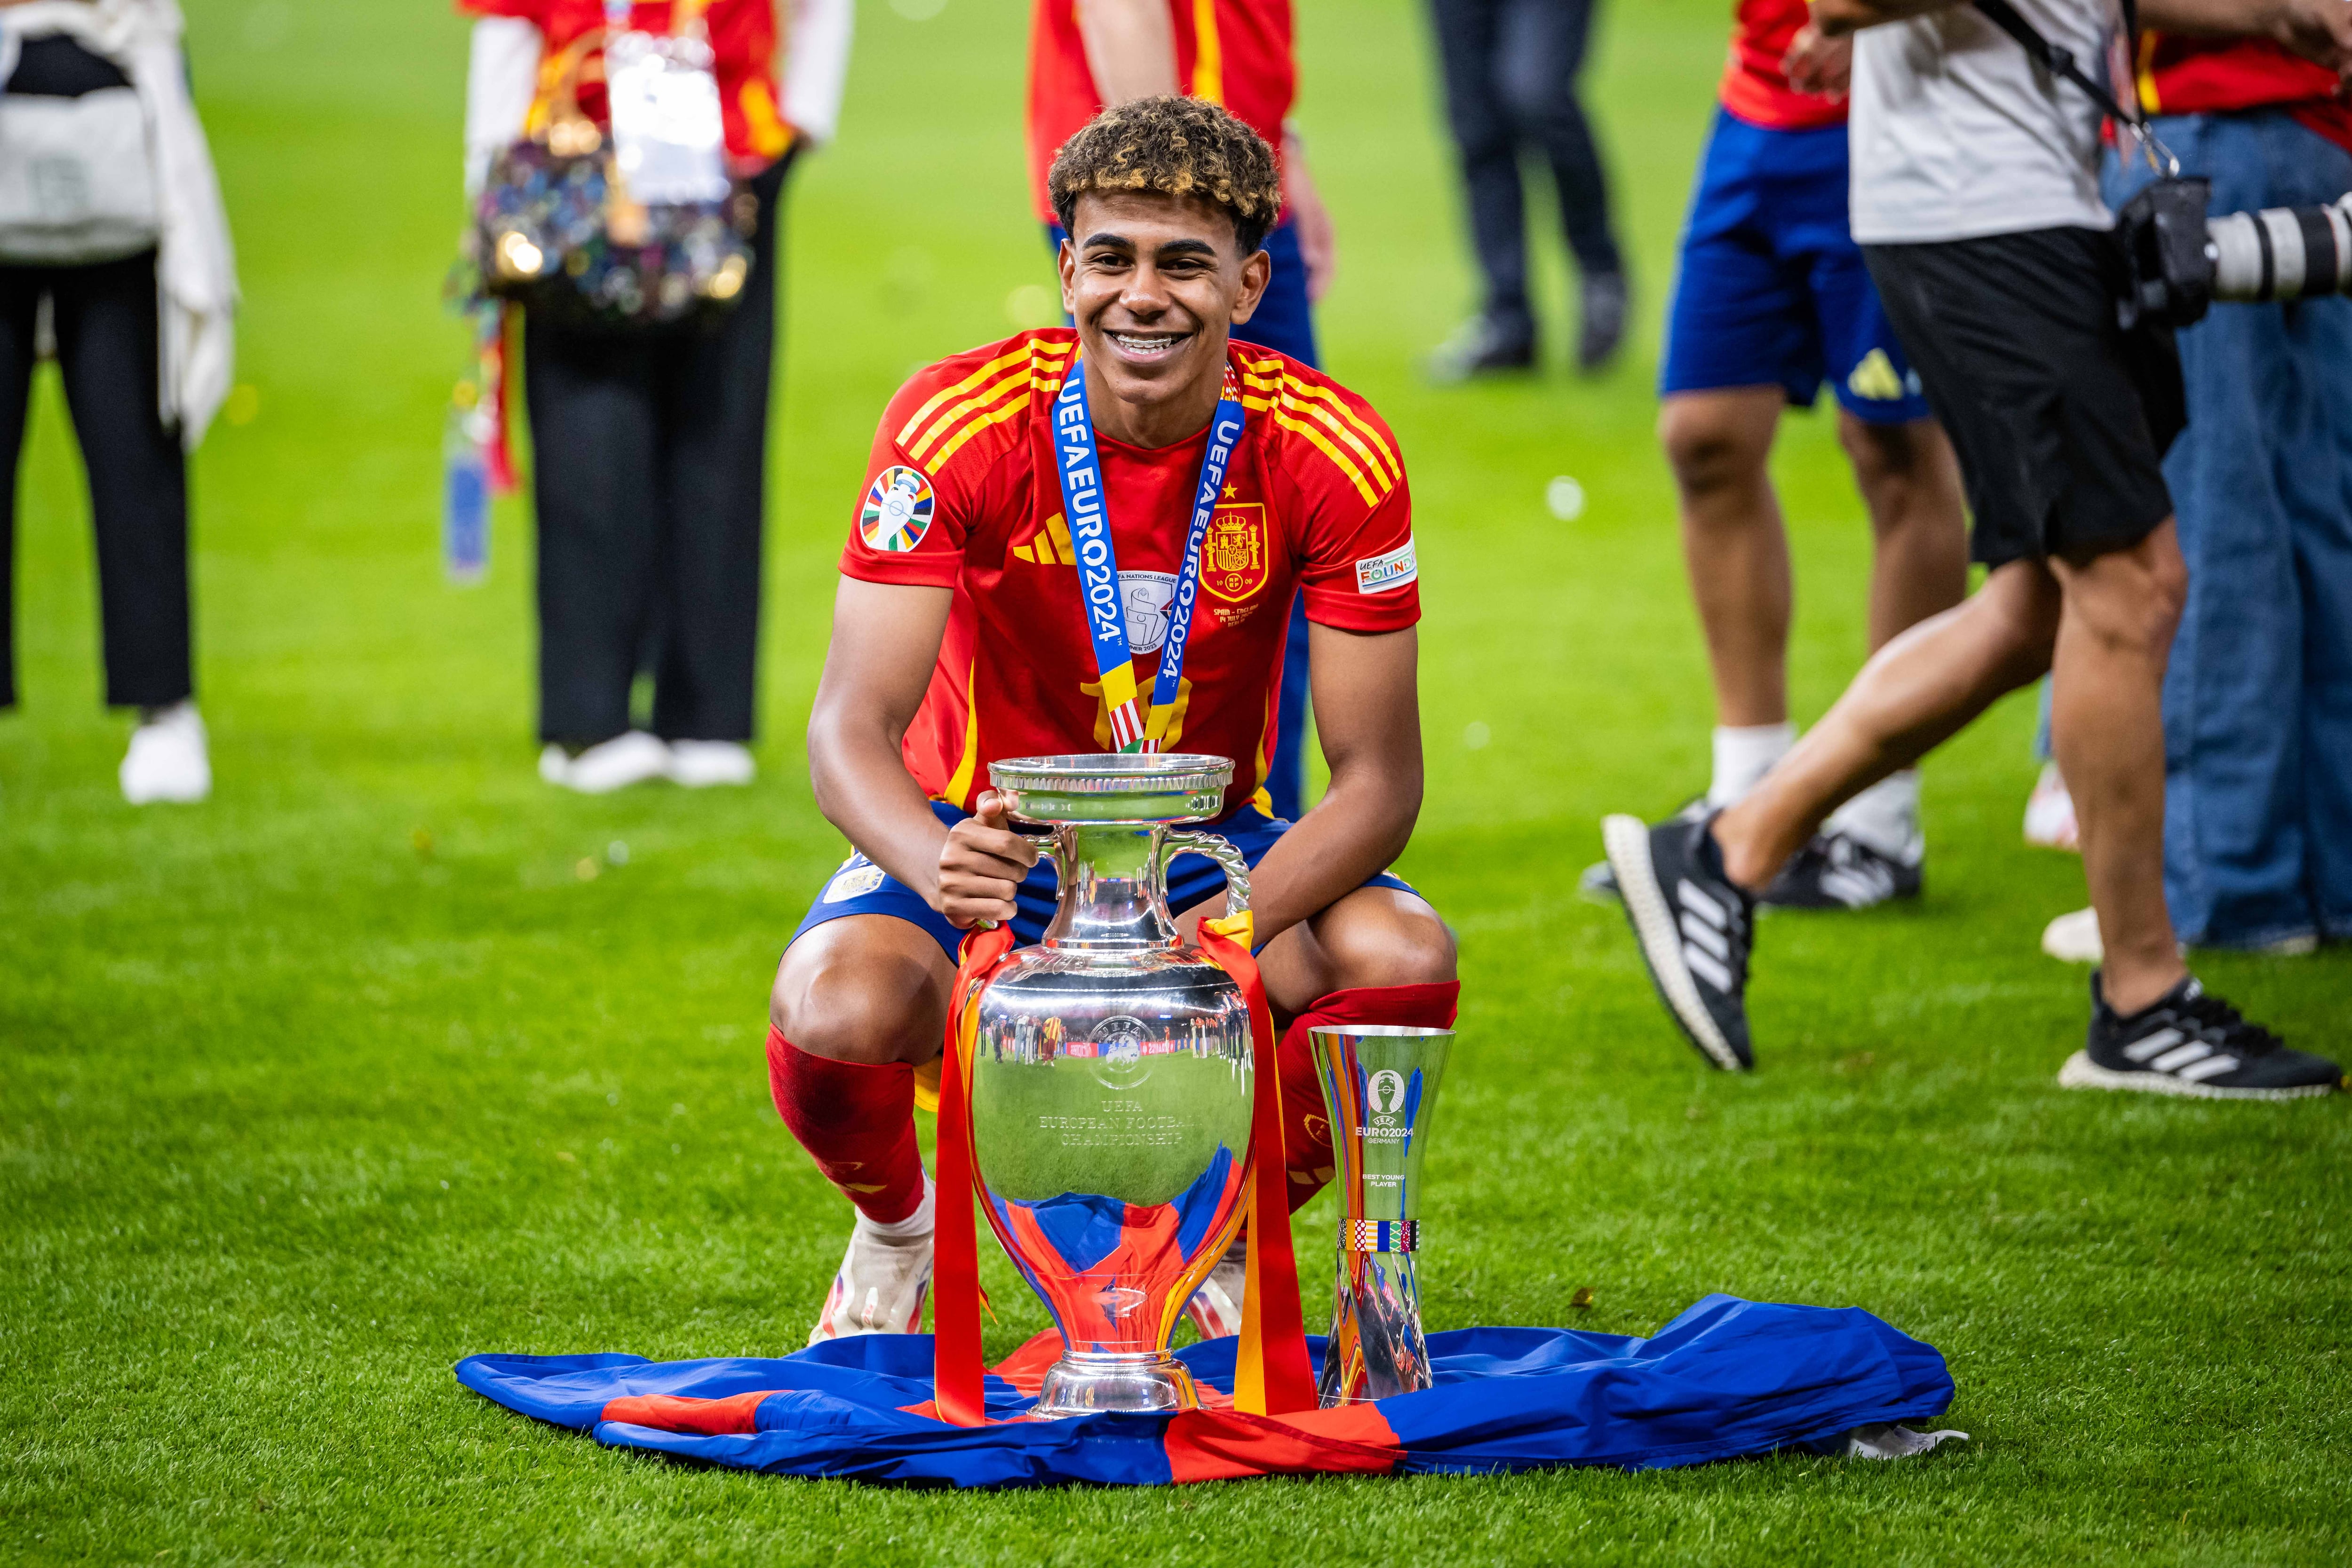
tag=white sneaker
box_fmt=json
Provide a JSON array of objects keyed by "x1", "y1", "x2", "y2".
[
  {"x1": 540, "y1": 731, "x2": 670, "y2": 794},
  {"x1": 1183, "y1": 1236, "x2": 1247, "y2": 1339},
  {"x1": 2024, "y1": 762, "x2": 2079, "y2": 852},
  {"x1": 2042, "y1": 907, "x2": 2102, "y2": 964},
  {"x1": 809, "y1": 1177, "x2": 935, "y2": 1345},
  {"x1": 666, "y1": 739, "x2": 755, "y2": 788},
  {"x1": 120, "y1": 702, "x2": 210, "y2": 804}
]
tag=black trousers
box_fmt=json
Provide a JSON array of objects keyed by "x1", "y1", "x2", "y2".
[
  {"x1": 1429, "y1": 0, "x2": 1624, "y2": 330},
  {"x1": 0, "y1": 249, "x2": 191, "y2": 711},
  {"x1": 523, "y1": 157, "x2": 788, "y2": 747}
]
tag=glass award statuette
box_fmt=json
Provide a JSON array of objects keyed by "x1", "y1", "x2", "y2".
[
  {"x1": 1310, "y1": 1025, "x2": 1453, "y2": 1404},
  {"x1": 968, "y1": 754, "x2": 1257, "y2": 1419}
]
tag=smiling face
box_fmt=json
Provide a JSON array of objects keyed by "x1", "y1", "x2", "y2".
[{"x1": 1057, "y1": 190, "x2": 1272, "y2": 447}]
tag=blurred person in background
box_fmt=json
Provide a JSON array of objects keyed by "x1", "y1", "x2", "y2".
[
  {"x1": 461, "y1": 0, "x2": 850, "y2": 794},
  {"x1": 0, "y1": 0, "x2": 236, "y2": 804},
  {"x1": 1425, "y1": 0, "x2": 1629, "y2": 377},
  {"x1": 1581, "y1": 0, "x2": 1967, "y2": 911},
  {"x1": 1027, "y1": 0, "x2": 1336, "y2": 819},
  {"x1": 2088, "y1": 33, "x2": 2352, "y2": 958},
  {"x1": 1603, "y1": 0, "x2": 2352, "y2": 1099}
]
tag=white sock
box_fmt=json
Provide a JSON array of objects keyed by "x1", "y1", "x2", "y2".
[
  {"x1": 1826, "y1": 769, "x2": 1922, "y2": 862},
  {"x1": 858, "y1": 1172, "x2": 935, "y2": 1241},
  {"x1": 1708, "y1": 722, "x2": 1796, "y2": 808}
]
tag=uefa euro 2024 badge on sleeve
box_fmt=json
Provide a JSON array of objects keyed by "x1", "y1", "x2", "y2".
[{"x1": 861, "y1": 466, "x2": 936, "y2": 553}]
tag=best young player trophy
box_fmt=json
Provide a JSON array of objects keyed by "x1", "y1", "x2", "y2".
[{"x1": 1310, "y1": 1023, "x2": 1453, "y2": 1404}]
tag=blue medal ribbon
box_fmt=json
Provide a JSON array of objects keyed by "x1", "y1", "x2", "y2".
[{"x1": 1050, "y1": 354, "x2": 1247, "y2": 752}]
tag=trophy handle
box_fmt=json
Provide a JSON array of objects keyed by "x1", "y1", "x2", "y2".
[{"x1": 1161, "y1": 829, "x2": 1252, "y2": 918}]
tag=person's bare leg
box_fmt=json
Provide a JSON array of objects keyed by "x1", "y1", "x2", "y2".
[
  {"x1": 1816, "y1": 414, "x2": 1972, "y2": 857},
  {"x1": 1661, "y1": 388, "x2": 1793, "y2": 727},
  {"x1": 1714, "y1": 561, "x2": 2063, "y2": 889},
  {"x1": 1839, "y1": 413, "x2": 1968, "y2": 653},
  {"x1": 2047, "y1": 522, "x2": 2190, "y2": 1014}
]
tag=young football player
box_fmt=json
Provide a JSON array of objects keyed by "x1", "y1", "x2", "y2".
[{"x1": 767, "y1": 96, "x2": 1458, "y2": 1343}]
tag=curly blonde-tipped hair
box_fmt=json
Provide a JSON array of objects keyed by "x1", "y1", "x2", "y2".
[{"x1": 1048, "y1": 95, "x2": 1282, "y2": 254}]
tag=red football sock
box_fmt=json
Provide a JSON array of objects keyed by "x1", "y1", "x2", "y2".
[
  {"x1": 765, "y1": 1027, "x2": 928, "y2": 1225},
  {"x1": 1275, "y1": 982, "x2": 1460, "y2": 1212}
]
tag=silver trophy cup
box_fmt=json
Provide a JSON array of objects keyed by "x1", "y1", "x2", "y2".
[
  {"x1": 1309, "y1": 1025, "x2": 1453, "y2": 1404},
  {"x1": 968, "y1": 753, "x2": 1260, "y2": 1419}
]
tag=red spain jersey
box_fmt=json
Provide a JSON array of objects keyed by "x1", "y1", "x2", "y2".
[
  {"x1": 2138, "y1": 34, "x2": 2352, "y2": 156},
  {"x1": 840, "y1": 330, "x2": 1418, "y2": 818},
  {"x1": 460, "y1": 0, "x2": 794, "y2": 165},
  {"x1": 1026, "y1": 0, "x2": 1296, "y2": 225},
  {"x1": 1718, "y1": 0, "x2": 1847, "y2": 134}
]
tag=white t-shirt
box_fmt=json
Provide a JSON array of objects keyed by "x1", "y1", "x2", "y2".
[{"x1": 1850, "y1": 0, "x2": 2128, "y2": 244}]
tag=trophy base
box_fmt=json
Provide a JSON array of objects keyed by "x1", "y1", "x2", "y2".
[
  {"x1": 1027, "y1": 1350, "x2": 1200, "y2": 1420},
  {"x1": 1319, "y1": 1249, "x2": 1432, "y2": 1407}
]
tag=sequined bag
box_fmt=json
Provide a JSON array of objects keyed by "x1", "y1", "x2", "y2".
[{"x1": 473, "y1": 20, "x2": 755, "y2": 332}]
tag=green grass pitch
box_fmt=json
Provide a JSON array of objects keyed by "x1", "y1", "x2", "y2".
[{"x1": 5, "y1": 0, "x2": 2348, "y2": 1561}]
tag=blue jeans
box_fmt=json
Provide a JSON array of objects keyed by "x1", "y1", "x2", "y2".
[
  {"x1": 1043, "y1": 220, "x2": 1320, "y2": 820},
  {"x1": 2104, "y1": 111, "x2": 2352, "y2": 947}
]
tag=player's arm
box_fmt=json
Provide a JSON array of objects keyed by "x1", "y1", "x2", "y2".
[
  {"x1": 1807, "y1": 0, "x2": 1961, "y2": 38},
  {"x1": 1283, "y1": 127, "x2": 1339, "y2": 302},
  {"x1": 2139, "y1": 0, "x2": 2352, "y2": 73},
  {"x1": 1211, "y1": 624, "x2": 1423, "y2": 946},
  {"x1": 806, "y1": 579, "x2": 1037, "y2": 929},
  {"x1": 1075, "y1": 0, "x2": 1180, "y2": 103}
]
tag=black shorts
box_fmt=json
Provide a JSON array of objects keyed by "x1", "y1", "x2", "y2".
[{"x1": 1863, "y1": 226, "x2": 2184, "y2": 568}]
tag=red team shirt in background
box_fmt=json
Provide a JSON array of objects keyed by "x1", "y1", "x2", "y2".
[
  {"x1": 2137, "y1": 34, "x2": 2352, "y2": 154},
  {"x1": 840, "y1": 330, "x2": 1417, "y2": 819},
  {"x1": 1717, "y1": 0, "x2": 1846, "y2": 133},
  {"x1": 1026, "y1": 0, "x2": 1296, "y2": 224},
  {"x1": 461, "y1": 0, "x2": 795, "y2": 164}
]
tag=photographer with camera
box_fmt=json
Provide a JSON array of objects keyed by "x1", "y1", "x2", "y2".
[
  {"x1": 2094, "y1": 34, "x2": 2352, "y2": 957},
  {"x1": 1601, "y1": 0, "x2": 2351, "y2": 1098}
]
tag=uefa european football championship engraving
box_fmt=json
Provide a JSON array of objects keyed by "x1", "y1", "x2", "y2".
[
  {"x1": 967, "y1": 753, "x2": 1259, "y2": 1419},
  {"x1": 1311, "y1": 1024, "x2": 1452, "y2": 1404}
]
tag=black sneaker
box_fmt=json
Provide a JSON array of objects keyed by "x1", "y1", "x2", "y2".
[
  {"x1": 1601, "y1": 811, "x2": 1755, "y2": 1070},
  {"x1": 1577, "y1": 271, "x2": 1629, "y2": 374},
  {"x1": 1581, "y1": 795, "x2": 1706, "y2": 905},
  {"x1": 1761, "y1": 829, "x2": 1923, "y2": 911},
  {"x1": 2058, "y1": 973, "x2": 2340, "y2": 1100},
  {"x1": 1426, "y1": 313, "x2": 1537, "y2": 381}
]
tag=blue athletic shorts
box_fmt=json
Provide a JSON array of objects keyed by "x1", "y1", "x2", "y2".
[
  {"x1": 1660, "y1": 107, "x2": 1932, "y2": 425},
  {"x1": 791, "y1": 801, "x2": 1414, "y2": 960}
]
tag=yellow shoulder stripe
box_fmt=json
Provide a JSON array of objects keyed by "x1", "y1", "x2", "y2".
[
  {"x1": 927, "y1": 395, "x2": 1031, "y2": 472},
  {"x1": 1272, "y1": 410, "x2": 1379, "y2": 506},
  {"x1": 906, "y1": 365, "x2": 1036, "y2": 463},
  {"x1": 1281, "y1": 377, "x2": 1400, "y2": 486},
  {"x1": 896, "y1": 339, "x2": 1072, "y2": 451}
]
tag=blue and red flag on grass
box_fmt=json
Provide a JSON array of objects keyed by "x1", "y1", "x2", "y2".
[{"x1": 454, "y1": 1293, "x2": 1955, "y2": 1488}]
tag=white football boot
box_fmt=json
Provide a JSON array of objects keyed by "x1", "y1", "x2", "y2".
[
  {"x1": 1183, "y1": 1236, "x2": 1248, "y2": 1339},
  {"x1": 119, "y1": 702, "x2": 211, "y2": 804},
  {"x1": 666, "y1": 739, "x2": 756, "y2": 788},
  {"x1": 808, "y1": 1176, "x2": 935, "y2": 1345},
  {"x1": 540, "y1": 731, "x2": 670, "y2": 794}
]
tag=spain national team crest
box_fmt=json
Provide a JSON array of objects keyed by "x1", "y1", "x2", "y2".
[
  {"x1": 859, "y1": 465, "x2": 935, "y2": 553},
  {"x1": 1201, "y1": 503, "x2": 1269, "y2": 604}
]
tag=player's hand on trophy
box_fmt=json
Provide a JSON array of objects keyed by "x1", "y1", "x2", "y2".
[
  {"x1": 1782, "y1": 24, "x2": 1852, "y2": 97},
  {"x1": 937, "y1": 789, "x2": 1039, "y2": 928}
]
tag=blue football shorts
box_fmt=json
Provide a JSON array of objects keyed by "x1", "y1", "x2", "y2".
[
  {"x1": 790, "y1": 800, "x2": 1416, "y2": 960},
  {"x1": 1660, "y1": 107, "x2": 1932, "y2": 426}
]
